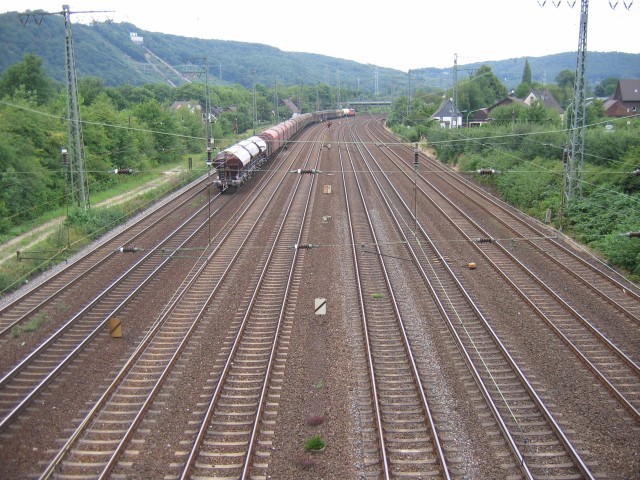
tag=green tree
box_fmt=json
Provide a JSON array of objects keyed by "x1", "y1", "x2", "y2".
[
  {"x1": 615, "y1": 146, "x2": 640, "y2": 194},
  {"x1": 522, "y1": 59, "x2": 532, "y2": 85},
  {"x1": 456, "y1": 65, "x2": 507, "y2": 113},
  {"x1": 594, "y1": 77, "x2": 619, "y2": 97},
  {"x1": 80, "y1": 91, "x2": 151, "y2": 190},
  {"x1": 586, "y1": 98, "x2": 606, "y2": 125},
  {"x1": 389, "y1": 95, "x2": 410, "y2": 126},
  {"x1": 513, "y1": 59, "x2": 534, "y2": 98},
  {"x1": 78, "y1": 77, "x2": 106, "y2": 106},
  {"x1": 566, "y1": 185, "x2": 640, "y2": 275},
  {"x1": 112, "y1": 84, "x2": 156, "y2": 107},
  {"x1": 134, "y1": 100, "x2": 182, "y2": 164},
  {"x1": 514, "y1": 82, "x2": 532, "y2": 98},
  {"x1": 555, "y1": 69, "x2": 575, "y2": 106},
  {"x1": 490, "y1": 103, "x2": 529, "y2": 126},
  {"x1": 525, "y1": 100, "x2": 557, "y2": 125},
  {"x1": 0, "y1": 96, "x2": 62, "y2": 232},
  {"x1": 0, "y1": 53, "x2": 55, "y2": 105},
  {"x1": 555, "y1": 70, "x2": 575, "y2": 90}
]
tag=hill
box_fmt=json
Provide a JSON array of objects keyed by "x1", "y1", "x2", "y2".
[{"x1": 1, "y1": 11, "x2": 639, "y2": 95}]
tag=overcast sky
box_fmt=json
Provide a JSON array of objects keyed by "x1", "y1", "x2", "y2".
[{"x1": 2, "y1": 0, "x2": 639, "y2": 71}]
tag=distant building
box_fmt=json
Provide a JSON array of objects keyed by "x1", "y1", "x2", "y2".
[
  {"x1": 466, "y1": 108, "x2": 491, "y2": 127},
  {"x1": 208, "y1": 107, "x2": 224, "y2": 123},
  {"x1": 523, "y1": 89, "x2": 562, "y2": 112},
  {"x1": 431, "y1": 98, "x2": 463, "y2": 129},
  {"x1": 607, "y1": 79, "x2": 640, "y2": 117},
  {"x1": 170, "y1": 101, "x2": 202, "y2": 115},
  {"x1": 602, "y1": 98, "x2": 629, "y2": 117},
  {"x1": 466, "y1": 90, "x2": 564, "y2": 126},
  {"x1": 486, "y1": 94, "x2": 527, "y2": 112},
  {"x1": 129, "y1": 32, "x2": 144, "y2": 45}
]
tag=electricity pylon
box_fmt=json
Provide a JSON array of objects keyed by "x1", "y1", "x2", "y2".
[
  {"x1": 62, "y1": 5, "x2": 90, "y2": 209},
  {"x1": 566, "y1": 0, "x2": 589, "y2": 201}
]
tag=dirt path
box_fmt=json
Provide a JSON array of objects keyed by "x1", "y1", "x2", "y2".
[{"x1": 0, "y1": 169, "x2": 182, "y2": 266}]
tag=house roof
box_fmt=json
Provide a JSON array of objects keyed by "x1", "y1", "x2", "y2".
[
  {"x1": 432, "y1": 98, "x2": 463, "y2": 118},
  {"x1": 526, "y1": 89, "x2": 562, "y2": 111},
  {"x1": 486, "y1": 95, "x2": 526, "y2": 112},
  {"x1": 603, "y1": 99, "x2": 630, "y2": 117},
  {"x1": 468, "y1": 108, "x2": 490, "y2": 122},
  {"x1": 614, "y1": 79, "x2": 640, "y2": 102}
]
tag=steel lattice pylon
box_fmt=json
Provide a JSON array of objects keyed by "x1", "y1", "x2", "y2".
[
  {"x1": 63, "y1": 5, "x2": 90, "y2": 209},
  {"x1": 565, "y1": 0, "x2": 589, "y2": 202}
]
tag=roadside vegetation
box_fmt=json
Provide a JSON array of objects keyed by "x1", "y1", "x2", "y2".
[
  {"x1": 0, "y1": 168, "x2": 201, "y2": 295},
  {"x1": 0, "y1": 54, "x2": 345, "y2": 240},
  {"x1": 387, "y1": 63, "x2": 640, "y2": 280}
]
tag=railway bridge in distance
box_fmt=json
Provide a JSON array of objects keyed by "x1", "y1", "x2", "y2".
[{"x1": 344, "y1": 100, "x2": 392, "y2": 111}]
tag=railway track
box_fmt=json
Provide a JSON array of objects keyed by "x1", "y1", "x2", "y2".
[
  {"x1": 0, "y1": 174, "x2": 211, "y2": 340},
  {"x1": 370, "y1": 121, "x2": 640, "y2": 323},
  {"x1": 1, "y1": 114, "x2": 637, "y2": 479},
  {"x1": 178, "y1": 134, "x2": 319, "y2": 480},
  {"x1": 348, "y1": 120, "x2": 597, "y2": 478},
  {"x1": 0, "y1": 176, "x2": 231, "y2": 434},
  {"x1": 361, "y1": 121, "x2": 640, "y2": 419},
  {"x1": 36, "y1": 122, "x2": 328, "y2": 479},
  {"x1": 338, "y1": 121, "x2": 451, "y2": 478}
]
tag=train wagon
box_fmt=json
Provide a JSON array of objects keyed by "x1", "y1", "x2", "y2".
[{"x1": 213, "y1": 109, "x2": 345, "y2": 192}]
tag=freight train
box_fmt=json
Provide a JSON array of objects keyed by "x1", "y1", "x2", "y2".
[{"x1": 212, "y1": 108, "x2": 356, "y2": 192}]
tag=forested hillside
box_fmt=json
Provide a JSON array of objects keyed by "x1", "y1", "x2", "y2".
[
  {"x1": 1, "y1": 10, "x2": 639, "y2": 96},
  {"x1": 0, "y1": 11, "x2": 398, "y2": 95}
]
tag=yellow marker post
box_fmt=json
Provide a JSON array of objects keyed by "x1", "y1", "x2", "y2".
[{"x1": 108, "y1": 318, "x2": 123, "y2": 338}]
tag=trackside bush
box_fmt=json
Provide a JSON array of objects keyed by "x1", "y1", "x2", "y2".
[{"x1": 65, "y1": 206, "x2": 126, "y2": 240}]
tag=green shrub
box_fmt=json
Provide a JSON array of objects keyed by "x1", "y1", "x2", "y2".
[
  {"x1": 304, "y1": 435, "x2": 326, "y2": 451},
  {"x1": 12, "y1": 310, "x2": 48, "y2": 336}
]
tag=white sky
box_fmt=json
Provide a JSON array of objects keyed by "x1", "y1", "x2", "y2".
[{"x1": 2, "y1": 0, "x2": 639, "y2": 71}]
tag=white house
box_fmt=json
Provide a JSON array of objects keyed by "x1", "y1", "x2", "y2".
[{"x1": 431, "y1": 98, "x2": 463, "y2": 129}]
